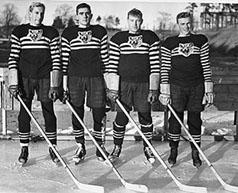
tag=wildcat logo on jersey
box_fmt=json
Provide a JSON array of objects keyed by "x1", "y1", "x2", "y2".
[
  {"x1": 178, "y1": 43, "x2": 194, "y2": 57},
  {"x1": 27, "y1": 29, "x2": 43, "y2": 41},
  {"x1": 77, "y1": 31, "x2": 92, "y2": 43},
  {"x1": 128, "y1": 35, "x2": 142, "y2": 48}
]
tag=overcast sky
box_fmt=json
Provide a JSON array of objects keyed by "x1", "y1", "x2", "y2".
[{"x1": 0, "y1": 0, "x2": 190, "y2": 27}]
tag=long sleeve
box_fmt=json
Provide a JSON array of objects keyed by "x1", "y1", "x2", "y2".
[
  {"x1": 8, "y1": 33, "x2": 21, "y2": 71},
  {"x1": 107, "y1": 39, "x2": 120, "y2": 74},
  {"x1": 61, "y1": 36, "x2": 70, "y2": 75},
  {"x1": 160, "y1": 45, "x2": 171, "y2": 84},
  {"x1": 200, "y1": 41, "x2": 212, "y2": 82},
  {"x1": 50, "y1": 35, "x2": 61, "y2": 72},
  {"x1": 149, "y1": 40, "x2": 160, "y2": 75},
  {"x1": 100, "y1": 34, "x2": 109, "y2": 73}
]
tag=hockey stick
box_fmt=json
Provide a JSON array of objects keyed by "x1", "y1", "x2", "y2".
[
  {"x1": 17, "y1": 95, "x2": 104, "y2": 193},
  {"x1": 102, "y1": 114, "x2": 106, "y2": 145},
  {"x1": 66, "y1": 100, "x2": 148, "y2": 193},
  {"x1": 168, "y1": 104, "x2": 238, "y2": 193},
  {"x1": 181, "y1": 134, "x2": 189, "y2": 141},
  {"x1": 116, "y1": 99, "x2": 207, "y2": 193}
]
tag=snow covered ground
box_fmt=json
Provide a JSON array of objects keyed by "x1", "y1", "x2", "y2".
[
  {"x1": 0, "y1": 99, "x2": 238, "y2": 193},
  {"x1": 1, "y1": 139, "x2": 238, "y2": 193}
]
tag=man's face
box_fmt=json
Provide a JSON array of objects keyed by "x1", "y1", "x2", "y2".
[
  {"x1": 177, "y1": 17, "x2": 191, "y2": 36},
  {"x1": 127, "y1": 14, "x2": 142, "y2": 34},
  {"x1": 29, "y1": 6, "x2": 44, "y2": 26},
  {"x1": 77, "y1": 7, "x2": 92, "y2": 27}
]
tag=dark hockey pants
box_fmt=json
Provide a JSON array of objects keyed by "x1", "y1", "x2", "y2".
[
  {"x1": 72, "y1": 104, "x2": 106, "y2": 145},
  {"x1": 168, "y1": 110, "x2": 202, "y2": 149},
  {"x1": 18, "y1": 100, "x2": 57, "y2": 145}
]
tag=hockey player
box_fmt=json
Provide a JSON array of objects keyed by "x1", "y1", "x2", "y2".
[
  {"x1": 61, "y1": 3, "x2": 109, "y2": 163},
  {"x1": 8, "y1": 2, "x2": 61, "y2": 164},
  {"x1": 105, "y1": 8, "x2": 160, "y2": 164},
  {"x1": 159, "y1": 12, "x2": 214, "y2": 168}
]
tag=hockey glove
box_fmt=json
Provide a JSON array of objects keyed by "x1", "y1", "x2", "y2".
[
  {"x1": 159, "y1": 83, "x2": 171, "y2": 106},
  {"x1": 48, "y1": 87, "x2": 60, "y2": 102},
  {"x1": 202, "y1": 82, "x2": 214, "y2": 108},
  {"x1": 61, "y1": 90, "x2": 69, "y2": 104},
  {"x1": 159, "y1": 93, "x2": 171, "y2": 106},
  {"x1": 203, "y1": 92, "x2": 214, "y2": 107},
  {"x1": 147, "y1": 90, "x2": 158, "y2": 104},
  {"x1": 8, "y1": 85, "x2": 21, "y2": 99},
  {"x1": 106, "y1": 89, "x2": 119, "y2": 103}
]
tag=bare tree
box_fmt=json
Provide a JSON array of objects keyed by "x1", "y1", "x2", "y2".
[
  {"x1": 200, "y1": 3, "x2": 213, "y2": 29},
  {"x1": 155, "y1": 11, "x2": 172, "y2": 30},
  {"x1": 52, "y1": 16, "x2": 64, "y2": 29},
  {"x1": 53, "y1": 4, "x2": 74, "y2": 28},
  {"x1": 200, "y1": 3, "x2": 238, "y2": 30},
  {"x1": 185, "y1": 3, "x2": 198, "y2": 30},
  {"x1": 104, "y1": 15, "x2": 120, "y2": 29},
  {"x1": 115, "y1": 17, "x2": 120, "y2": 27},
  {"x1": 0, "y1": 3, "x2": 20, "y2": 38},
  {"x1": 67, "y1": 17, "x2": 75, "y2": 27},
  {"x1": 96, "y1": 16, "x2": 102, "y2": 24},
  {"x1": 104, "y1": 15, "x2": 114, "y2": 29}
]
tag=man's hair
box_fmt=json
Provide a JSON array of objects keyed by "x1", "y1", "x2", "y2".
[
  {"x1": 76, "y1": 3, "x2": 91, "y2": 14},
  {"x1": 127, "y1": 8, "x2": 143, "y2": 19},
  {"x1": 29, "y1": 2, "x2": 45, "y2": 13},
  {"x1": 176, "y1": 12, "x2": 191, "y2": 23}
]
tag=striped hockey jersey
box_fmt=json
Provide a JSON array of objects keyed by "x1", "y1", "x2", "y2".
[
  {"x1": 61, "y1": 25, "x2": 109, "y2": 77},
  {"x1": 107, "y1": 30, "x2": 160, "y2": 82},
  {"x1": 8, "y1": 24, "x2": 61, "y2": 79},
  {"x1": 160, "y1": 33, "x2": 212, "y2": 87}
]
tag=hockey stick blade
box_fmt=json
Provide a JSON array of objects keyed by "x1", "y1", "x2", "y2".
[
  {"x1": 223, "y1": 183, "x2": 238, "y2": 193},
  {"x1": 116, "y1": 99, "x2": 207, "y2": 193},
  {"x1": 215, "y1": 170, "x2": 238, "y2": 193},
  {"x1": 66, "y1": 100, "x2": 147, "y2": 192},
  {"x1": 168, "y1": 104, "x2": 238, "y2": 193},
  {"x1": 213, "y1": 167, "x2": 238, "y2": 193},
  {"x1": 74, "y1": 181, "x2": 104, "y2": 193},
  {"x1": 17, "y1": 96, "x2": 104, "y2": 193},
  {"x1": 124, "y1": 182, "x2": 148, "y2": 193},
  {"x1": 174, "y1": 179, "x2": 207, "y2": 193}
]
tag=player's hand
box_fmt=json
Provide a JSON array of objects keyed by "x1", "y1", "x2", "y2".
[
  {"x1": 61, "y1": 90, "x2": 69, "y2": 104},
  {"x1": 159, "y1": 93, "x2": 171, "y2": 106},
  {"x1": 202, "y1": 92, "x2": 214, "y2": 108},
  {"x1": 48, "y1": 87, "x2": 60, "y2": 102},
  {"x1": 147, "y1": 90, "x2": 158, "y2": 104},
  {"x1": 106, "y1": 89, "x2": 119, "y2": 103},
  {"x1": 8, "y1": 85, "x2": 21, "y2": 99}
]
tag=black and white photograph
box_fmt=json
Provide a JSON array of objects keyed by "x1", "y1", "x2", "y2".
[{"x1": 0, "y1": 0, "x2": 238, "y2": 192}]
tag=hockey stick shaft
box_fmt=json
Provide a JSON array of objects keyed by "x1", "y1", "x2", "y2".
[
  {"x1": 66, "y1": 100, "x2": 148, "y2": 193},
  {"x1": 116, "y1": 99, "x2": 207, "y2": 193},
  {"x1": 168, "y1": 104, "x2": 238, "y2": 193},
  {"x1": 17, "y1": 95, "x2": 104, "y2": 193},
  {"x1": 102, "y1": 115, "x2": 106, "y2": 144},
  {"x1": 116, "y1": 100, "x2": 169, "y2": 169},
  {"x1": 167, "y1": 104, "x2": 211, "y2": 165}
]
